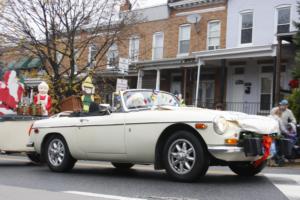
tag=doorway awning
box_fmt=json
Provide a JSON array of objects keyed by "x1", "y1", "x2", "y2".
[
  {"x1": 193, "y1": 45, "x2": 276, "y2": 61},
  {"x1": 7, "y1": 60, "x2": 17, "y2": 70},
  {"x1": 15, "y1": 57, "x2": 32, "y2": 69},
  {"x1": 27, "y1": 57, "x2": 42, "y2": 69},
  {"x1": 132, "y1": 56, "x2": 197, "y2": 70}
]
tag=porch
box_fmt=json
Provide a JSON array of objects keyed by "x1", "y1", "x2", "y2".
[{"x1": 196, "y1": 101, "x2": 271, "y2": 115}]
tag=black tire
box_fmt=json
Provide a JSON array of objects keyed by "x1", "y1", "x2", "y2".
[
  {"x1": 229, "y1": 161, "x2": 267, "y2": 176},
  {"x1": 111, "y1": 163, "x2": 134, "y2": 170},
  {"x1": 44, "y1": 135, "x2": 76, "y2": 172},
  {"x1": 26, "y1": 153, "x2": 42, "y2": 164},
  {"x1": 163, "y1": 130, "x2": 209, "y2": 182}
]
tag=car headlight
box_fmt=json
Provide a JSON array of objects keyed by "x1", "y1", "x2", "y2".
[{"x1": 213, "y1": 117, "x2": 229, "y2": 135}]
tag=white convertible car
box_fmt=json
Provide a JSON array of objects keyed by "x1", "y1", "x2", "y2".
[{"x1": 28, "y1": 89, "x2": 286, "y2": 182}]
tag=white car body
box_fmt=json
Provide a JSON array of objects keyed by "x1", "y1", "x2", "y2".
[{"x1": 28, "y1": 89, "x2": 281, "y2": 181}]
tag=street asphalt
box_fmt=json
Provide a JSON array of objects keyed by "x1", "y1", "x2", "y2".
[{"x1": 0, "y1": 155, "x2": 299, "y2": 200}]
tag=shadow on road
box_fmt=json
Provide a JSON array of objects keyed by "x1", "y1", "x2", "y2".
[
  {"x1": 65, "y1": 166, "x2": 268, "y2": 185},
  {"x1": 0, "y1": 159, "x2": 268, "y2": 185}
]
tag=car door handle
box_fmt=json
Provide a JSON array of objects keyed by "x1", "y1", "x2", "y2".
[{"x1": 80, "y1": 119, "x2": 89, "y2": 123}]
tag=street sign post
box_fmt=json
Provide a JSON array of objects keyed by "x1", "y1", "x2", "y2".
[{"x1": 116, "y1": 78, "x2": 128, "y2": 92}]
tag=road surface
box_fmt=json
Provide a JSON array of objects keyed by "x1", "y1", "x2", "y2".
[{"x1": 0, "y1": 155, "x2": 299, "y2": 200}]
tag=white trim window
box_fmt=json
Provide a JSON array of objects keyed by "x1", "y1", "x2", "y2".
[
  {"x1": 207, "y1": 21, "x2": 221, "y2": 50},
  {"x1": 240, "y1": 12, "x2": 253, "y2": 44},
  {"x1": 178, "y1": 24, "x2": 191, "y2": 55},
  {"x1": 107, "y1": 43, "x2": 119, "y2": 69},
  {"x1": 152, "y1": 32, "x2": 164, "y2": 60},
  {"x1": 129, "y1": 36, "x2": 139, "y2": 62},
  {"x1": 88, "y1": 44, "x2": 97, "y2": 67},
  {"x1": 277, "y1": 6, "x2": 291, "y2": 34},
  {"x1": 56, "y1": 51, "x2": 63, "y2": 63}
]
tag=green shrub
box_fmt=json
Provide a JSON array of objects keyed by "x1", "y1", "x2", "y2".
[{"x1": 288, "y1": 88, "x2": 300, "y2": 123}]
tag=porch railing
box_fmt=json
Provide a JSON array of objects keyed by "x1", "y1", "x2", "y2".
[{"x1": 193, "y1": 101, "x2": 271, "y2": 116}]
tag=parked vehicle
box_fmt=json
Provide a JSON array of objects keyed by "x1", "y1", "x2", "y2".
[
  {"x1": 28, "y1": 89, "x2": 289, "y2": 182},
  {"x1": 0, "y1": 115, "x2": 45, "y2": 163}
]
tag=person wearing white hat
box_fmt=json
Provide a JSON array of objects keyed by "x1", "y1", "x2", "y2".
[{"x1": 271, "y1": 99, "x2": 296, "y2": 127}]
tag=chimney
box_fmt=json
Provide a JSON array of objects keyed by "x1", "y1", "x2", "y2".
[{"x1": 120, "y1": 0, "x2": 132, "y2": 12}]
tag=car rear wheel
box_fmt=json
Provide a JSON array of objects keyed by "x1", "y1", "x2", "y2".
[
  {"x1": 229, "y1": 161, "x2": 267, "y2": 176},
  {"x1": 45, "y1": 135, "x2": 76, "y2": 172},
  {"x1": 111, "y1": 163, "x2": 134, "y2": 170},
  {"x1": 163, "y1": 130, "x2": 209, "y2": 182}
]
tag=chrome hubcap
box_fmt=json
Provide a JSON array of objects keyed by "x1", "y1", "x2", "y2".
[
  {"x1": 168, "y1": 139, "x2": 196, "y2": 174},
  {"x1": 48, "y1": 139, "x2": 65, "y2": 167}
]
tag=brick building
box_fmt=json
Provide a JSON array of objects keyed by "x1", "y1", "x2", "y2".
[
  {"x1": 125, "y1": 0, "x2": 228, "y2": 106},
  {"x1": 1, "y1": 0, "x2": 298, "y2": 115}
]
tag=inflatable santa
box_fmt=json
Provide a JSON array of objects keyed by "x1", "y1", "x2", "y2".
[
  {"x1": 34, "y1": 81, "x2": 52, "y2": 116},
  {"x1": 0, "y1": 70, "x2": 24, "y2": 116}
]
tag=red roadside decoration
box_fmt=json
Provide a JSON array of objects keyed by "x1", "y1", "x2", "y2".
[
  {"x1": 289, "y1": 79, "x2": 299, "y2": 89},
  {"x1": 253, "y1": 135, "x2": 272, "y2": 168}
]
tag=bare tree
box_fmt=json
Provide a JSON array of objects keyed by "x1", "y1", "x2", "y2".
[{"x1": 0, "y1": 0, "x2": 139, "y2": 106}]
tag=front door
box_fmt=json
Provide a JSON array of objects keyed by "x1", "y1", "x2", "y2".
[
  {"x1": 198, "y1": 80, "x2": 215, "y2": 108},
  {"x1": 259, "y1": 74, "x2": 273, "y2": 112},
  {"x1": 229, "y1": 75, "x2": 245, "y2": 112},
  {"x1": 170, "y1": 74, "x2": 181, "y2": 95},
  {"x1": 77, "y1": 113, "x2": 125, "y2": 155}
]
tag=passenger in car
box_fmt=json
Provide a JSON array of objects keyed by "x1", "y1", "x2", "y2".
[{"x1": 88, "y1": 102, "x2": 100, "y2": 116}]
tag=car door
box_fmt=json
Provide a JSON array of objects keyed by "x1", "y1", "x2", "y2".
[{"x1": 77, "y1": 112, "x2": 125, "y2": 155}]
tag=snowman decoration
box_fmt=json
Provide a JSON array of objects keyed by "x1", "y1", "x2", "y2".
[{"x1": 34, "y1": 81, "x2": 52, "y2": 116}]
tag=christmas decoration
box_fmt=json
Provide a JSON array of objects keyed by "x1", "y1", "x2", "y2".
[
  {"x1": 34, "y1": 81, "x2": 52, "y2": 116},
  {"x1": 81, "y1": 76, "x2": 95, "y2": 112},
  {"x1": 289, "y1": 79, "x2": 299, "y2": 89},
  {"x1": 0, "y1": 70, "x2": 24, "y2": 115}
]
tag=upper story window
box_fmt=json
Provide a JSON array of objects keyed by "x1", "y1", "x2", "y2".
[
  {"x1": 107, "y1": 43, "x2": 119, "y2": 69},
  {"x1": 129, "y1": 36, "x2": 139, "y2": 62},
  {"x1": 277, "y1": 6, "x2": 291, "y2": 34},
  {"x1": 207, "y1": 21, "x2": 221, "y2": 50},
  {"x1": 178, "y1": 24, "x2": 191, "y2": 55},
  {"x1": 56, "y1": 51, "x2": 63, "y2": 63},
  {"x1": 88, "y1": 44, "x2": 97, "y2": 67},
  {"x1": 240, "y1": 12, "x2": 253, "y2": 44},
  {"x1": 152, "y1": 32, "x2": 164, "y2": 60}
]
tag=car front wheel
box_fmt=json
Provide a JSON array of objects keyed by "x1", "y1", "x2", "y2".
[
  {"x1": 229, "y1": 161, "x2": 267, "y2": 176},
  {"x1": 163, "y1": 130, "x2": 209, "y2": 182},
  {"x1": 45, "y1": 135, "x2": 76, "y2": 172}
]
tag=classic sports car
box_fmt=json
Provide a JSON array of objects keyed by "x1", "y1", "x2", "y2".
[{"x1": 28, "y1": 89, "x2": 285, "y2": 182}]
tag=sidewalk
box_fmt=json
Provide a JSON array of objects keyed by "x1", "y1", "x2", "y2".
[
  {"x1": 269, "y1": 159, "x2": 300, "y2": 168},
  {"x1": 284, "y1": 159, "x2": 300, "y2": 167}
]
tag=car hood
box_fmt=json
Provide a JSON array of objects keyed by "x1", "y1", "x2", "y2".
[{"x1": 161, "y1": 106, "x2": 279, "y2": 134}]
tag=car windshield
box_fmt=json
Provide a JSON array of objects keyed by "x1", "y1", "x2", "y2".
[{"x1": 123, "y1": 90, "x2": 179, "y2": 110}]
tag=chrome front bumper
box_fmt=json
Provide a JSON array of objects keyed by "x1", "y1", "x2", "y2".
[
  {"x1": 208, "y1": 146, "x2": 260, "y2": 162},
  {"x1": 208, "y1": 146, "x2": 244, "y2": 153}
]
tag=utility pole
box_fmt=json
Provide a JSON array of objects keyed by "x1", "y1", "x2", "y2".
[{"x1": 275, "y1": 37, "x2": 282, "y2": 105}]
